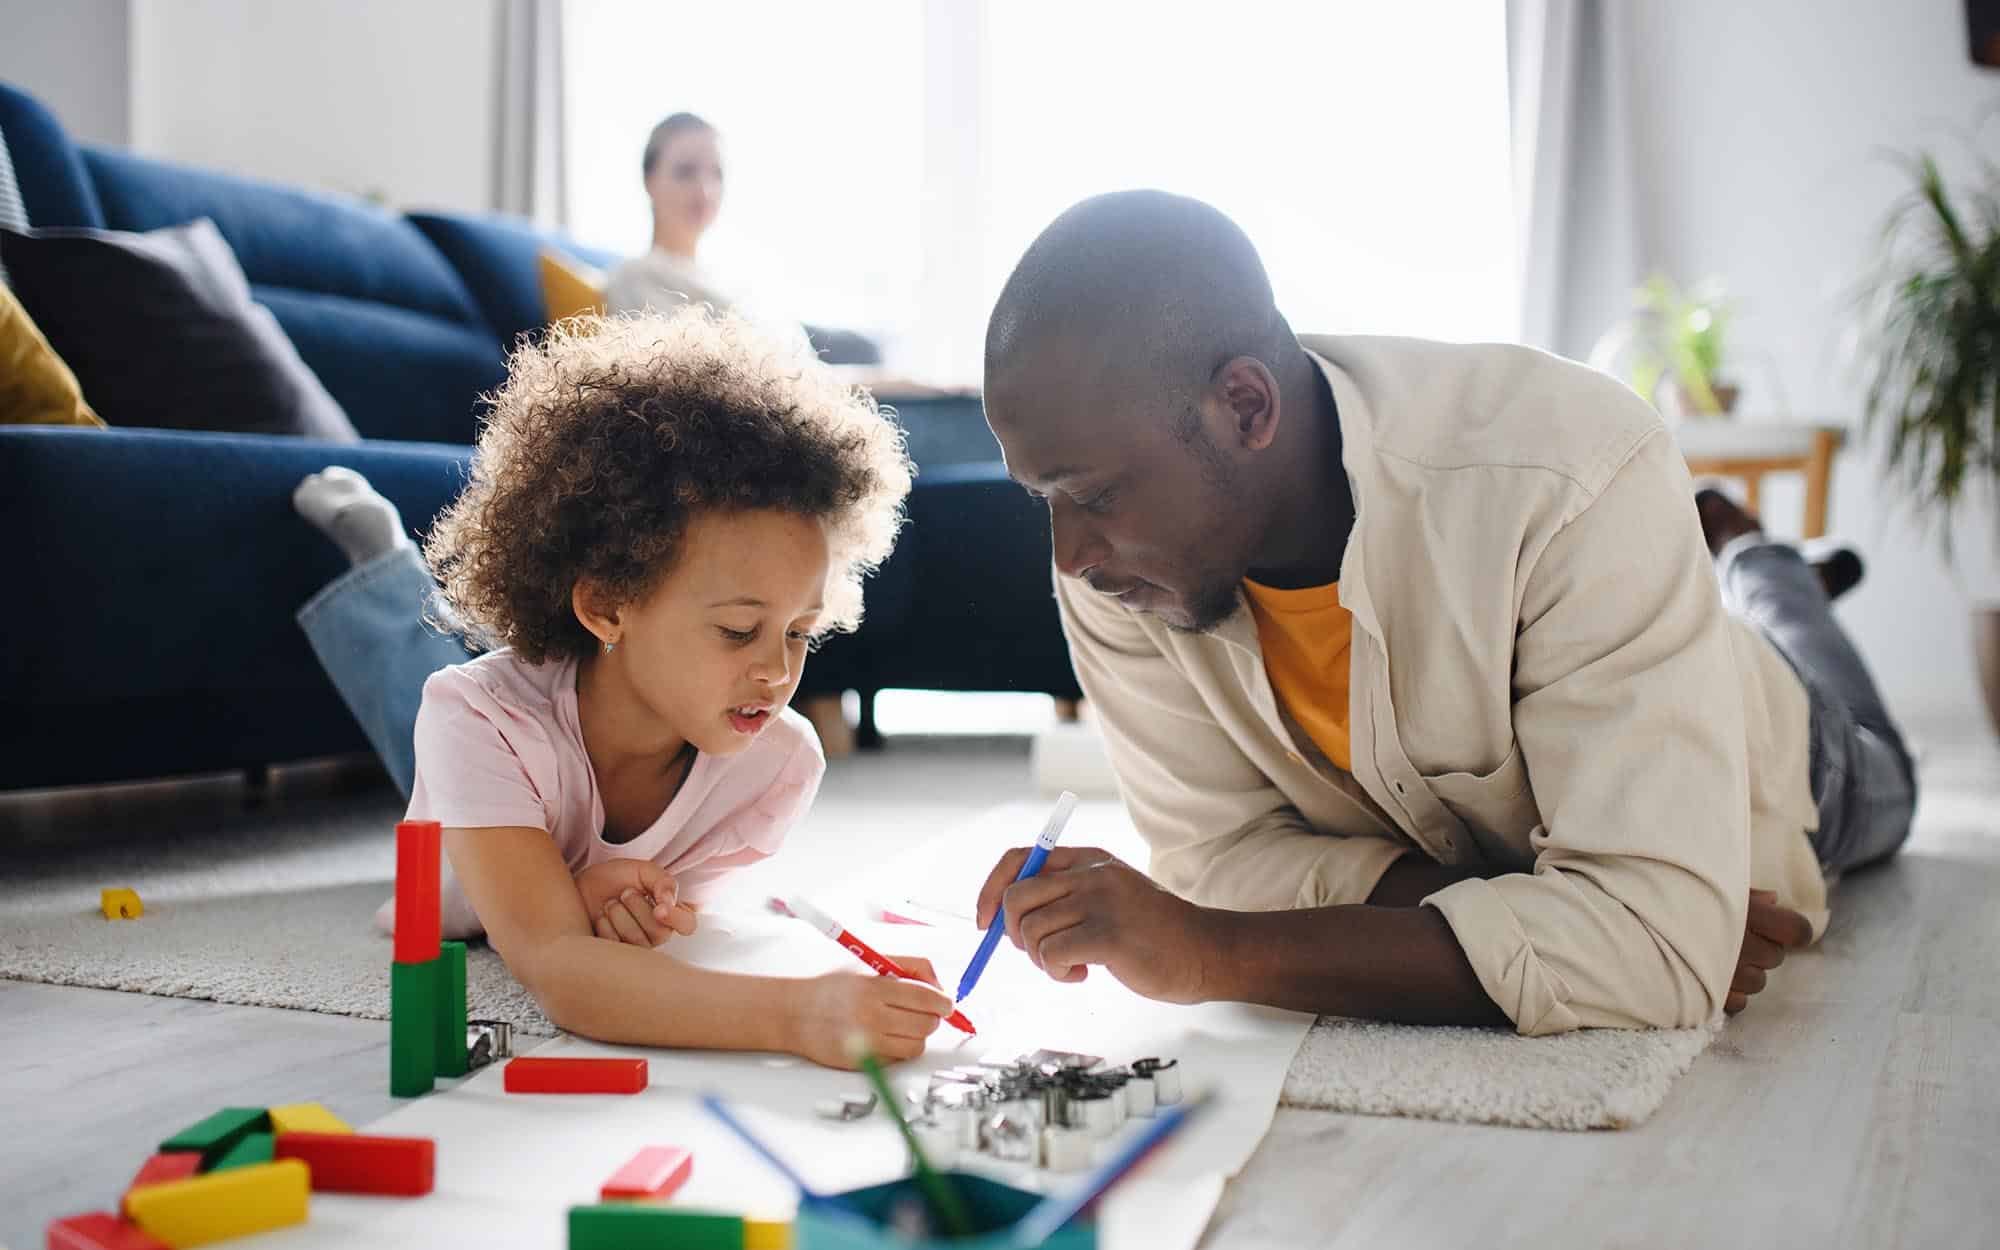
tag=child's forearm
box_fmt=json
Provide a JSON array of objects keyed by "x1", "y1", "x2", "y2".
[{"x1": 515, "y1": 934, "x2": 800, "y2": 1054}]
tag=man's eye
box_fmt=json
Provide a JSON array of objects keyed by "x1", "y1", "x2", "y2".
[{"x1": 1079, "y1": 489, "x2": 1116, "y2": 515}]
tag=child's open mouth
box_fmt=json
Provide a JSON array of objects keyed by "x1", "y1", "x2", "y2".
[{"x1": 727, "y1": 704, "x2": 772, "y2": 735}]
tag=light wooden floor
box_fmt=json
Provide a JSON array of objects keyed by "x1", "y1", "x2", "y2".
[{"x1": 3, "y1": 730, "x2": 1995, "y2": 1250}]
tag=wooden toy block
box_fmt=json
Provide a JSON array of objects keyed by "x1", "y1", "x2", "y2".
[
  {"x1": 267, "y1": 1102, "x2": 351, "y2": 1135},
  {"x1": 274, "y1": 1131, "x2": 435, "y2": 1196},
  {"x1": 157, "y1": 1107, "x2": 269, "y2": 1158},
  {"x1": 120, "y1": 1153, "x2": 202, "y2": 1215},
  {"x1": 435, "y1": 939, "x2": 469, "y2": 1078},
  {"x1": 743, "y1": 1217, "x2": 793, "y2": 1250},
  {"x1": 566, "y1": 1204, "x2": 741, "y2": 1250},
  {"x1": 99, "y1": 888, "x2": 143, "y2": 919},
  {"x1": 598, "y1": 1145, "x2": 692, "y2": 1201},
  {"x1": 390, "y1": 957, "x2": 440, "y2": 1097},
  {"x1": 46, "y1": 1211, "x2": 171, "y2": 1250},
  {"x1": 504, "y1": 1056, "x2": 648, "y2": 1094},
  {"x1": 124, "y1": 1159, "x2": 309, "y2": 1248},
  {"x1": 393, "y1": 819, "x2": 442, "y2": 963},
  {"x1": 207, "y1": 1132, "x2": 273, "y2": 1172}
]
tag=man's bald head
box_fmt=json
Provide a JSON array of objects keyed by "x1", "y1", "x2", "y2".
[
  {"x1": 985, "y1": 190, "x2": 1293, "y2": 405},
  {"x1": 981, "y1": 192, "x2": 1320, "y2": 635}
]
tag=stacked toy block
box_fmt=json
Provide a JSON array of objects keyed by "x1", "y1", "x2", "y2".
[
  {"x1": 45, "y1": 1103, "x2": 436, "y2": 1249},
  {"x1": 390, "y1": 819, "x2": 470, "y2": 1096}
]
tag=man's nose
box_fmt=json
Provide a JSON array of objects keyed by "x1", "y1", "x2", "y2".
[{"x1": 1049, "y1": 500, "x2": 1104, "y2": 580}]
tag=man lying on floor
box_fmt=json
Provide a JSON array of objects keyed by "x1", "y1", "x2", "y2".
[{"x1": 972, "y1": 191, "x2": 1917, "y2": 1034}]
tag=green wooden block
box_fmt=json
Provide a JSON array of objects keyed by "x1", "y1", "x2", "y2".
[
  {"x1": 160, "y1": 1106, "x2": 270, "y2": 1156},
  {"x1": 435, "y1": 940, "x2": 469, "y2": 1078},
  {"x1": 567, "y1": 1204, "x2": 743, "y2": 1250},
  {"x1": 391, "y1": 958, "x2": 440, "y2": 1097},
  {"x1": 209, "y1": 1131, "x2": 275, "y2": 1171}
]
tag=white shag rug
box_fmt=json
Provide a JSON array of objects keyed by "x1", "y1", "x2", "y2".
[{"x1": 0, "y1": 801, "x2": 1716, "y2": 1131}]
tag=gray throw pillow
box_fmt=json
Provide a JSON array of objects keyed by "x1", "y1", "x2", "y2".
[{"x1": 0, "y1": 216, "x2": 360, "y2": 441}]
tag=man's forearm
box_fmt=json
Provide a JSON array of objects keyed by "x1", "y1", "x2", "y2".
[
  {"x1": 1196, "y1": 903, "x2": 1509, "y2": 1027},
  {"x1": 1365, "y1": 854, "x2": 1495, "y2": 907}
]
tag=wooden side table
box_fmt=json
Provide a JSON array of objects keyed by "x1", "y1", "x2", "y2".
[{"x1": 1675, "y1": 423, "x2": 1847, "y2": 539}]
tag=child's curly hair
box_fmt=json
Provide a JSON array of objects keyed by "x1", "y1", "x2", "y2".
[{"x1": 424, "y1": 309, "x2": 913, "y2": 664}]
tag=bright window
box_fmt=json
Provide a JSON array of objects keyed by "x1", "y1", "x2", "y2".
[{"x1": 565, "y1": 2, "x2": 1515, "y2": 383}]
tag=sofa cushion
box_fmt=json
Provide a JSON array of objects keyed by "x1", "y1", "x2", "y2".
[
  {"x1": 0, "y1": 81, "x2": 103, "y2": 228},
  {"x1": 83, "y1": 147, "x2": 485, "y2": 328},
  {"x1": 0, "y1": 279, "x2": 102, "y2": 427},
  {"x1": 407, "y1": 211, "x2": 618, "y2": 347},
  {"x1": 0, "y1": 218, "x2": 359, "y2": 441},
  {"x1": 540, "y1": 249, "x2": 608, "y2": 322},
  {"x1": 254, "y1": 286, "x2": 507, "y2": 445}
]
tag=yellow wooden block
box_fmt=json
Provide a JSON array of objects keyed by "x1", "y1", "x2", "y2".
[
  {"x1": 100, "y1": 888, "x2": 143, "y2": 919},
  {"x1": 745, "y1": 1216, "x2": 793, "y2": 1249},
  {"x1": 125, "y1": 1159, "x2": 309, "y2": 1248},
  {"x1": 268, "y1": 1102, "x2": 351, "y2": 1135}
]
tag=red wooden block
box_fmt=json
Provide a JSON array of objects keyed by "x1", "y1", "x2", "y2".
[
  {"x1": 120, "y1": 1152, "x2": 202, "y2": 1214},
  {"x1": 46, "y1": 1211, "x2": 170, "y2": 1250},
  {"x1": 599, "y1": 1146, "x2": 693, "y2": 1201},
  {"x1": 503, "y1": 1056, "x2": 648, "y2": 1094},
  {"x1": 274, "y1": 1131, "x2": 435, "y2": 1196},
  {"x1": 393, "y1": 819, "x2": 441, "y2": 964}
]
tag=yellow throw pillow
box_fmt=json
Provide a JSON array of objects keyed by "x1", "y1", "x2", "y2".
[
  {"x1": 1, "y1": 280, "x2": 105, "y2": 427},
  {"x1": 539, "y1": 250, "x2": 608, "y2": 323}
]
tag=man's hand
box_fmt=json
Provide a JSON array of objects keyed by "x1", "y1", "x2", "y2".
[
  {"x1": 1727, "y1": 889, "x2": 1813, "y2": 1014},
  {"x1": 973, "y1": 847, "x2": 1214, "y2": 1003},
  {"x1": 574, "y1": 859, "x2": 699, "y2": 949}
]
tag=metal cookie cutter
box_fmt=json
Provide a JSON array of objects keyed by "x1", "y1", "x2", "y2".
[
  {"x1": 1111, "y1": 1064, "x2": 1157, "y2": 1118},
  {"x1": 465, "y1": 1020, "x2": 514, "y2": 1071},
  {"x1": 815, "y1": 1090, "x2": 879, "y2": 1121},
  {"x1": 1131, "y1": 1057, "x2": 1182, "y2": 1106},
  {"x1": 1068, "y1": 1088, "x2": 1119, "y2": 1139},
  {"x1": 1040, "y1": 1123, "x2": 1092, "y2": 1172},
  {"x1": 1018, "y1": 1048, "x2": 1103, "y2": 1072}
]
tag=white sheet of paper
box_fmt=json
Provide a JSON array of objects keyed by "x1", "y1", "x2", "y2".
[{"x1": 254, "y1": 801, "x2": 1310, "y2": 1250}]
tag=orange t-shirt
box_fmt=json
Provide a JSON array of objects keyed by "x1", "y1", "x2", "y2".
[{"x1": 1242, "y1": 577, "x2": 1353, "y2": 773}]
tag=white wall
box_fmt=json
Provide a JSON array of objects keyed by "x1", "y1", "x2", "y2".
[
  {"x1": 128, "y1": 0, "x2": 498, "y2": 213},
  {"x1": 0, "y1": 0, "x2": 130, "y2": 146},
  {"x1": 1623, "y1": 0, "x2": 1998, "y2": 730}
]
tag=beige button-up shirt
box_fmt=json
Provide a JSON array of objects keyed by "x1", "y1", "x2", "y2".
[{"x1": 1057, "y1": 334, "x2": 1827, "y2": 1035}]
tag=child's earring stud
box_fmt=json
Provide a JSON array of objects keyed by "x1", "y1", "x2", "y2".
[{"x1": 603, "y1": 640, "x2": 615, "y2": 655}]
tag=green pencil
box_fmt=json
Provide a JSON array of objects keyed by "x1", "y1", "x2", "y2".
[{"x1": 851, "y1": 1042, "x2": 975, "y2": 1239}]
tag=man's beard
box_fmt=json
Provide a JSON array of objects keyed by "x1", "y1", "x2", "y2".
[{"x1": 1160, "y1": 577, "x2": 1244, "y2": 635}]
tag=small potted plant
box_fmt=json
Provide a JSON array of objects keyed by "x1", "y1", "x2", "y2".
[
  {"x1": 1854, "y1": 151, "x2": 2000, "y2": 737},
  {"x1": 1590, "y1": 274, "x2": 1740, "y2": 420}
]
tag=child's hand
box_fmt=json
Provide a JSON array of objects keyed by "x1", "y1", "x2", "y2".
[
  {"x1": 574, "y1": 859, "x2": 699, "y2": 949},
  {"x1": 790, "y1": 967, "x2": 954, "y2": 1067}
]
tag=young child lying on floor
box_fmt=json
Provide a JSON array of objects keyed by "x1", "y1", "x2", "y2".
[{"x1": 292, "y1": 309, "x2": 952, "y2": 1069}]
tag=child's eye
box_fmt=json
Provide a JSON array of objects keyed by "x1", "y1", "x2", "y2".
[{"x1": 718, "y1": 625, "x2": 758, "y2": 644}]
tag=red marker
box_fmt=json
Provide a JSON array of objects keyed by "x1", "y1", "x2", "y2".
[{"x1": 785, "y1": 896, "x2": 977, "y2": 1036}]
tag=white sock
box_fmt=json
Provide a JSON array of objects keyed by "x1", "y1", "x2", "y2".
[{"x1": 293, "y1": 466, "x2": 411, "y2": 567}]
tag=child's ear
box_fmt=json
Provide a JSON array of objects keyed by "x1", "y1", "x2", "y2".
[{"x1": 571, "y1": 579, "x2": 623, "y2": 650}]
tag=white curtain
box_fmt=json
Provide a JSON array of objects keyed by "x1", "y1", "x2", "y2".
[
  {"x1": 493, "y1": 0, "x2": 567, "y2": 228},
  {"x1": 1508, "y1": 0, "x2": 1648, "y2": 361}
]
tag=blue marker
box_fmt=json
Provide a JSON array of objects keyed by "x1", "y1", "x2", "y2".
[{"x1": 955, "y1": 790, "x2": 1079, "y2": 1003}]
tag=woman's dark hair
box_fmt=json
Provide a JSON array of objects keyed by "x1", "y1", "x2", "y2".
[{"x1": 642, "y1": 112, "x2": 716, "y2": 178}]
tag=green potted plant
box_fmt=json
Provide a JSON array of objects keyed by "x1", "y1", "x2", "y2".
[
  {"x1": 1854, "y1": 152, "x2": 2000, "y2": 737},
  {"x1": 1590, "y1": 274, "x2": 1740, "y2": 419}
]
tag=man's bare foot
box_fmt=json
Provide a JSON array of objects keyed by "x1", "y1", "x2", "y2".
[{"x1": 1694, "y1": 488, "x2": 1866, "y2": 601}]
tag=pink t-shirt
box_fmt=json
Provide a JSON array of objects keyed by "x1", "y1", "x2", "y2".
[{"x1": 374, "y1": 648, "x2": 824, "y2": 939}]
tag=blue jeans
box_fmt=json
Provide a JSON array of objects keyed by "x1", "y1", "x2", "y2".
[
  {"x1": 297, "y1": 546, "x2": 469, "y2": 798},
  {"x1": 1717, "y1": 536, "x2": 1918, "y2": 875}
]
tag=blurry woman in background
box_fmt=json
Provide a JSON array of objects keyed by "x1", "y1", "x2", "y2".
[{"x1": 604, "y1": 113, "x2": 740, "y2": 319}]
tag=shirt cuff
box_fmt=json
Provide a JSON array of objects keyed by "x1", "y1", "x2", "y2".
[
  {"x1": 1421, "y1": 876, "x2": 1580, "y2": 1036},
  {"x1": 1294, "y1": 838, "x2": 1414, "y2": 909}
]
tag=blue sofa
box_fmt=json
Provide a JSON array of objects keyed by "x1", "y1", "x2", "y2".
[{"x1": 0, "y1": 82, "x2": 1077, "y2": 792}]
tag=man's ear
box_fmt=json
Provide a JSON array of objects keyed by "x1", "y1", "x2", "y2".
[
  {"x1": 1207, "y1": 355, "x2": 1281, "y2": 452},
  {"x1": 571, "y1": 579, "x2": 623, "y2": 650}
]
